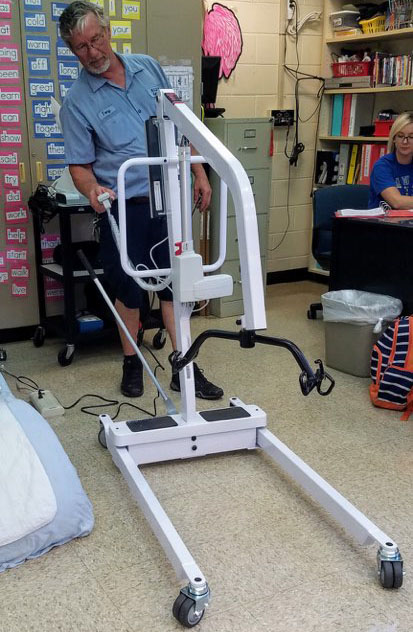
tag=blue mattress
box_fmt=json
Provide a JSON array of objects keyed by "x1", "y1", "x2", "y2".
[{"x1": 0, "y1": 374, "x2": 94, "y2": 572}]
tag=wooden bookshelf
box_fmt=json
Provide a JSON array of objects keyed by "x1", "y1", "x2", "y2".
[
  {"x1": 326, "y1": 26, "x2": 413, "y2": 45},
  {"x1": 325, "y1": 85, "x2": 413, "y2": 95},
  {"x1": 319, "y1": 135, "x2": 388, "y2": 142}
]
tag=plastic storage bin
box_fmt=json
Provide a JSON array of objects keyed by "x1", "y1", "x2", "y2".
[
  {"x1": 359, "y1": 15, "x2": 386, "y2": 33},
  {"x1": 321, "y1": 290, "x2": 402, "y2": 377},
  {"x1": 329, "y1": 10, "x2": 360, "y2": 31},
  {"x1": 331, "y1": 60, "x2": 372, "y2": 77},
  {"x1": 374, "y1": 119, "x2": 394, "y2": 136}
]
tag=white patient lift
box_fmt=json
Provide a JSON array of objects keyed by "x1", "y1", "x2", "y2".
[{"x1": 84, "y1": 90, "x2": 403, "y2": 628}]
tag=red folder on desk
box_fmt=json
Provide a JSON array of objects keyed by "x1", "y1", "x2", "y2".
[{"x1": 387, "y1": 209, "x2": 413, "y2": 217}]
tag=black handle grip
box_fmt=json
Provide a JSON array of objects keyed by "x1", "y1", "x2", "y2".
[{"x1": 77, "y1": 249, "x2": 97, "y2": 280}]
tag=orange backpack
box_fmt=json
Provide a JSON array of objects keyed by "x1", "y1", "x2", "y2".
[{"x1": 370, "y1": 316, "x2": 413, "y2": 421}]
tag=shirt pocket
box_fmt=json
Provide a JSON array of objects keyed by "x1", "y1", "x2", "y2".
[{"x1": 99, "y1": 112, "x2": 136, "y2": 150}]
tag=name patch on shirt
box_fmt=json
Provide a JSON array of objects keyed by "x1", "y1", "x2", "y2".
[{"x1": 98, "y1": 105, "x2": 116, "y2": 120}]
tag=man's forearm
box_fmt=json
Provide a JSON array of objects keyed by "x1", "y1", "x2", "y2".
[{"x1": 69, "y1": 164, "x2": 97, "y2": 199}]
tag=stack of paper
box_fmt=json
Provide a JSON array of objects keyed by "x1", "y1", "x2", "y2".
[{"x1": 335, "y1": 207, "x2": 386, "y2": 218}]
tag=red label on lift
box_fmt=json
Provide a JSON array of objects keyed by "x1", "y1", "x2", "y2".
[{"x1": 165, "y1": 92, "x2": 183, "y2": 106}]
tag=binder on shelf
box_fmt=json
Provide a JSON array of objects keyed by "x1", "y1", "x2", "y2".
[
  {"x1": 337, "y1": 143, "x2": 350, "y2": 185},
  {"x1": 331, "y1": 94, "x2": 344, "y2": 136},
  {"x1": 348, "y1": 94, "x2": 375, "y2": 137},
  {"x1": 346, "y1": 144, "x2": 359, "y2": 184},
  {"x1": 340, "y1": 94, "x2": 352, "y2": 136},
  {"x1": 359, "y1": 143, "x2": 373, "y2": 184}
]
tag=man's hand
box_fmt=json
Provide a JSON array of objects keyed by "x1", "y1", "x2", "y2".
[
  {"x1": 89, "y1": 184, "x2": 116, "y2": 214},
  {"x1": 192, "y1": 166, "x2": 212, "y2": 212},
  {"x1": 69, "y1": 164, "x2": 116, "y2": 214}
]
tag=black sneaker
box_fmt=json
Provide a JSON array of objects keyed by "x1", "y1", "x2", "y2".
[
  {"x1": 121, "y1": 355, "x2": 143, "y2": 397},
  {"x1": 170, "y1": 361, "x2": 223, "y2": 400}
]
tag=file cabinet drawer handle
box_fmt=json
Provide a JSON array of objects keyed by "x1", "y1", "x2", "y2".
[{"x1": 238, "y1": 146, "x2": 257, "y2": 151}]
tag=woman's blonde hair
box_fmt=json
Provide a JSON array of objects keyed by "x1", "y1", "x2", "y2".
[{"x1": 387, "y1": 112, "x2": 413, "y2": 153}]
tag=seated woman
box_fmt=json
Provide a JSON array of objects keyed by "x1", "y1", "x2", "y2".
[{"x1": 369, "y1": 112, "x2": 413, "y2": 209}]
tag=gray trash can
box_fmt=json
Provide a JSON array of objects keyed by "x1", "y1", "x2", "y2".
[{"x1": 321, "y1": 290, "x2": 402, "y2": 377}]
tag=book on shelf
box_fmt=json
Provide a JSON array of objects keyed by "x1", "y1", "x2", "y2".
[
  {"x1": 331, "y1": 94, "x2": 344, "y2": 136},
  {"x1": 348, "y1": 94, "x2": 375, "y2": 137},
  {"x1": 372, "y1": 51, "x2": 413, "y2": 87},
  {"x1": 337, "y1": 143, "x2": 351, "y2": 185},
  {"x1": 328, "y1": 94, "x2": 375, "y2": 138},
  {"x1": 334, "y1": 142, "x2": 386, "y2": 186},
  {"x1": 359, "y1": 143, "x2": 387, "y2": 185},
  {"x1": 341, "y1": 93, "x2": 352, "y2": 136},
  {"x1": 346, "y1": 144, "x2": 359, "y2": 184}
]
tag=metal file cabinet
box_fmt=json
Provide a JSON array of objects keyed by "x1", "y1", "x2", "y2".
[{"x1": 205, "y1": 117, "x2": 272, "y2": 317}]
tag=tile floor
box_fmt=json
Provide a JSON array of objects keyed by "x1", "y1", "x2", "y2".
[{"x1": 0, "y1": 281, "x2": 412, "y2": 632}]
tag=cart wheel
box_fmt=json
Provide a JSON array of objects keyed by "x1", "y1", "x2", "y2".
[
  {"x1": 380, "y1": 560, "x2": 403, "y2": 589},
  {"x1": 307, "y1": 303, "x2": 322, "y2": 320},
  {"x1": 58, "y1": 346, "x2": 75, "y2": 367},
  {"x1": 172, "y1": 594, "x2": 204, "y2": 628},
  {"x1": 153, "y1": 329, "x2": 167, "y2": 350},
  {"x1": 98, "y1": 426, "x2": 107, "y2": 449},
  {"x1": 392, "y1": 561, "x2": 404, "y2": 588},
  {"x1": 33, "y1": 326, "x2": 45, "y2": 348}
]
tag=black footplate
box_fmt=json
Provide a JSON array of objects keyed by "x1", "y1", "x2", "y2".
[
  {"x1": 127, "y1": 416, "x2": 178, "y2": 432},
  {"x1": 199, "y1": 407, "x2": 251, "y2": 422}
]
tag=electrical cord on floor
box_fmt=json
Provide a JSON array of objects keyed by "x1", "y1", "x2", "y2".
[
  {"x1": 0, "y1": 366, "x2": 40, "y2": 392},
  {"x1": 62, "y1": 393, "x2": 157, "y2": 420},
  {"x1": 0, "y1": 342, "x2": 167, "y2": 420}
]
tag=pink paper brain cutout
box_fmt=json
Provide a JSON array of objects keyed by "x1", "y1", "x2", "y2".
[{"x1": 202, "y1": 3, "x2": 243, "y2": 79}]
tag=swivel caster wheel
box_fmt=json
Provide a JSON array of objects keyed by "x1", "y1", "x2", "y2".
[
  {"x1": 58, "y1": 345, "x2": 75, "y2": 367},
  {"x1": 153, "y1": 329, "x2": 167, "y2": 350},
  {"x1": 380, "y1": 560, "x2": 403, "y2": 589},
  {"x1": 33, "y1": 325, "x2": 45, "y2": 348},
  {"x1": 172, "y1": 593, "x2": 205, "y2": 628},
  {"x1": 98, "y1": 425, "x2": 107, "y2": 449}
]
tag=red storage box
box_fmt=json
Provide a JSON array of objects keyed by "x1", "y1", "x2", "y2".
[
  {"x1": 374, "y1": 119, "x2": 394, "y2": 137},
  {"x1": 331, "y1": 60, "x2": 372, "y2": 77}
]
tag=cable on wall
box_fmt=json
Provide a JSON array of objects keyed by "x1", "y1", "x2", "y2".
[{"x1": 269, "y1": 0, "x2": 325, "y2": 255}]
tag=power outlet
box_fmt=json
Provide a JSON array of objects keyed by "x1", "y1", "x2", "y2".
[
  {"x1": 29, "y1": 390, "x2": 64, "y2": 418},
  {"x1": 271, "y1": 109, "x2": 294, "y2": 126}
]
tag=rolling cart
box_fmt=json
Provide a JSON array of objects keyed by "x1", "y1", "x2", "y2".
[{"x1": 31, "y1": 198, "x2": 111, "y2": 366}]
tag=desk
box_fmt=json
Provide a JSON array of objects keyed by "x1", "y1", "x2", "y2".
[{"x1": 330, "y1": 216, "x2": 413, "y2": 314}]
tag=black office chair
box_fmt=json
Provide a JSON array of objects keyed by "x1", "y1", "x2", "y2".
[{"x1": 307, "y1": 184, "x2": 370, "y2": 319}]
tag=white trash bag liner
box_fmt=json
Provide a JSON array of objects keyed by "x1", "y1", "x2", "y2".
[{"x1": 321, "y1": 290, "x2": 402, "y2": 333}]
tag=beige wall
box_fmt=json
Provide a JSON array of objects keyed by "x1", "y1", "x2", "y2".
[{"x1": 203, "y1": 0, "x2": 324, "y2": 273}]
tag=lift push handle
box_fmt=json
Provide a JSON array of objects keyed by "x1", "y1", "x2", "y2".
[{"x1": 170, "y1": 329, "x2": 335, "y2": 398}]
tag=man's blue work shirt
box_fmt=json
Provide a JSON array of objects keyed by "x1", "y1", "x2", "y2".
[
  {"x1": 60, "y1": 54, "x2": 170, "y2": 198},
  {"x1": 369, "y1": 152, "x2": 413, "y2": 208}
]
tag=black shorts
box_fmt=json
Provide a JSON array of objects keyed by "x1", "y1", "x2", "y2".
[{"x1": 98, "y1": 197, "x2": 172, "y2": 309}]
